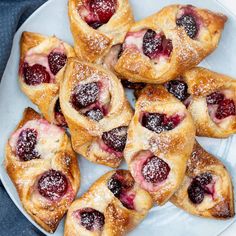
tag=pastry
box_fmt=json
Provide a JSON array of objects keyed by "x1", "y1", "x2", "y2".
[
  {"x1": 18, "y1": 31, "x2": 75, "y2": 126},
  {"x1": 68, "y1": 0, "x2": 134, "y2": 66},
  {"x1": 115, "y1": 4, "x2": 227, "y2": 84},
  {"x1": 124, "y1": 85, "x2": 195, "y2": 205},
  {"x1": 165, "y1": 67, "x2": 236, "y2": 138},
  {"x1": 171, "y1": 141, "x2": 235, "y2": 219},
  {"x1": 5, "y1": 108, "x2": 80, "y2": 233},
  {"x1": 60, "y1": 58, "x2": 133, "y2": 168},
  {"x1": 64, "y1": 169, "x2": 153, "y2": 236}
]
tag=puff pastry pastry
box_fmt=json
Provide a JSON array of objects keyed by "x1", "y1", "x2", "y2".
[
  {"x1": 165, "y1": 67, "x2": 236, "y2": 138},
  {"x1": 19, "y1": 31, "x2": 75, "y2": 126},
  {"x1": 124, "y1": 85, "x2": 195, "y2": 205},
  {"x1": 68, "y1": 0, "x2": 134, "y2": 65},
  {"x1": 171, "y1": 141, "x2": 234, "y2": 219},
  {"x1": 60, "y1": 58, "x2": 133, "y2": 168},
  {"x1": 5, "y1": 108, "x2": 80, "y2": 233},
  {"x1": 64, "y1": 169, "x2": 153, "y2": 236},
  {"x1": 115, "y1": 4, "x2": 227, "y2": 84}
]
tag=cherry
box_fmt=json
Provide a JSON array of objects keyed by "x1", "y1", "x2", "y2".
[
  {"x1": 206, "y1": 92, "x2": 224, "y2": 105},
  {"x1": 107, "y1": 177, "x2": 122, "y2": 197},
  {"x1": 165, "y1": 79, "x2": 190, "y2": 101},
  {"x1": 215, "y1": 99, "x2": 235, "y2": 119},
  {"x1": 85, "y1": 107, "x2": 104, "y2": 121},
  {"x1": 16, "y1": 128, "x2": 40, "y2": 161},
  {"x1": 79, "y1": 208, "x2": 105, "y2": 231},
  {"x1": 48, "y1": 51, "x2": 67, "y2": 75},
  {"x1": 142, "y1": 156, "x2": 170, "y2": 183},
  {"x1": 142, "y1": 29, "x2": 173, "y2": 59},
  {"x1": 90, "y1": 0, "x2": 117, "y2": 24},
  {"x1": 54, "y1": 99, "x2": 67, "y2": 126},
  {"x1": 71, "y1": 82, "x2": 99, "y2": 109},
  {"x1": 176, "y1": 14, "x2": 198, "y2": 39},
  {"x1": 187, "y1": 181, "x2": 205, "y2": 204},
  {"x1": 102, "y1": 126, "x2": 128, "y2": 152},
  {"x1": 23, "y1": 63, "x2": 50, "y2": 85},
  {"x1": 37, "y1": 169, "x2": 68, "y2": 201},
  {"x1": 194, "y1": 172, "x2": 213, "y2": 186}
]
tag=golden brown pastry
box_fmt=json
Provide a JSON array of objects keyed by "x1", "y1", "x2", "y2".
[
  {"x1": 64, "y1": 170, "x2": 153, "y2": 236},
  {"x1": 60, "y1": 58, "x2": 133, "y2": 168},
  {"x1": 5, "y1": 108, "x2": 80, "y2": 233},
  {"x1": 68, "y1": 0, "x2": 134, "y2": 65},
  {"x1": 124, "y1": 85, "x2": 195, "y2": 205},
  {"x1": 115, "y1": 4, "x2": 227, "y2": 84},
  {"x1": 19, "y1": 31, "x2": 75, "y2": 126},
  {"x1": 165, "y1": 67, "x2": 236, "y2": 138},
  {"x1": 171, "y1": 141, "x2": 234, "y2": 219}
]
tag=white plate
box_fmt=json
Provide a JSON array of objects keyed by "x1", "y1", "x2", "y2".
[{"x1": 0, "y1": 0, "x2": 236, "y2": 235}]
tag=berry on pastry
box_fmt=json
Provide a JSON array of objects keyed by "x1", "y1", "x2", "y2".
[
  {"x1": 64, "y1": 170, "x2": 153, "y2": 236},
  {"x1": 68, "y1": 0, "x2": 134, "y2": 64},
  {"x1": 115, "y1": 4, "x2": 227, "y2": 84},
  {"x1": 5, "y1": 108, "x2": 80, "y2": 233},
  {"x1": 60, "y1": 58, "x2": 133, "y2": 168},
  {"x1": 124, "y1": 85, "x2": 195, "y2": 205},
  {"x1": 165, "y1": 67, "x2": 236, "y2": 138},
  {"x1": 171, "y1": 141, "x2": 235, "y2": 219}
]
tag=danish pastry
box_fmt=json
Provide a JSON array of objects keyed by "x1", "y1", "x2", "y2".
[
  {"x1": 171, "y1": 141, "x2": 234, "y2": 219},
  {"x1": 19, "y1": 31, "x2": 75, "y2": 127},
  {"x1": 165, "y1": 67, "x2": 236, "y2": 138},
  {"x1": 68, "y1": 0, "x2": 134, "y2": 65},
  {"x1": 5, "y1": 108, "x2": 80, "y2": 233},
  {"x1": 64, "y1": 169, "x2": 153, "y2": 236},
  {"x1": 60, "y1": 58, "x2": 133, "y2": 168},
  {"x1": 124, "y1": 85, "x2": 195, "y2": 205},
  {"x1": 115, "y1": 4, "x2": 227, "y2": 84}
]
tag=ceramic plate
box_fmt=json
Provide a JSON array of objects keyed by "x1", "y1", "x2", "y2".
[{"x1": 0, "y1": 0, "x2": 236, "y2": 235}]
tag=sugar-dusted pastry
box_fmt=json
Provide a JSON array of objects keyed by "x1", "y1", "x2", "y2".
[
  {"x1": 115, "y1": 4, "x2": 227, "y2": 84},
  {"x1": 171, "y1": 141, "x2": 234, "y2": 219},
  {"x1": 124, "y1": 85, "x2": 195, "y2": 205},
  {"x1": 68, "y1": 0, "x2": 134, "y2": 65},
  {"x1": 64, "y1": 169, "x2": 153, "y2": 236},
  {"x1": 60, "y1": 58, "x2": 133, "y2": 168},
  {"x1": 165, "y1": 67, "x2": 236, "y2": 138},
  {"x1": 19, "y1": 31, "x2": 75, "y2": 126},
  {"x1": 5, "y1": 108, "x2": 80, "y2": 233}
]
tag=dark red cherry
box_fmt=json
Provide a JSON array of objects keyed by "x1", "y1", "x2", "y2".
[
  {"x1": 165, "y1": 79, "x2": 190, "y2": 101},
  {"x1": 142, "y1": 156, "x2": 170, "y2": 183},
  {"x1": 188, "y1": 181, "x2": 205, "y2": 204},
  {"x1": 215, "y1": 99, "x2": 235, "y2": 119},
  {"x1": 85, "y1": 107, "x2": 104, "y2": 121},
  {"x1": 194, "y1": 172, "x2": 213, "y2": 186},
  {"x1": 79, "y1": 208, "x2": 105, "y2": 231},
  {"x1": 141, "y1": 113, "x2": 165, "y2": 133},
  {"x1": 102, "y1": 126, "x2": 127, "y2": 152},
  {"x1": 143, "y1": 29, "x2": 163, "y2": 59},
  {"x1": 88, "y1": 21, "x2": 103, "y2": 29},
  {"x1": 23, "y1": 63, "x2": 50, "y2": 85},
  {"x1": 71, "y1": 82, "x2": 99, "y2": 109},
  {"x1": 16, "y1": 128, "x2": 40, "y2": 161},
  {"x1": 176, "y1": 14, "x2": 198, "y2": 39},
  {"x1": 90, "y1": 0, "x2": 117, "y2": 24},
  {"x1": 206, "y1": 92, "x2": 224, "y2": 105},
  {"x1": 48, "y1": 51, "x2": 67, "y2": 75},
  {"x1": 54, "y1": 99, "x2": 67, "y2": 126},
  {"x1": 37, "y1": 169, "x2": 68, "y2": 201},
  {"x1": 142, "y1": 29, "x2": 173, "y2": 59},
  {"x1": 107, "y1": 177, "x2": 122, "y2": 197}
]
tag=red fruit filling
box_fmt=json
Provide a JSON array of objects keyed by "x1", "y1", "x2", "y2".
[{"x1": 48, "y1": 51, "x2": 67, "y2": 75}]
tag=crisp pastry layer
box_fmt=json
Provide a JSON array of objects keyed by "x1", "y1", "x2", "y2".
[
  {"x1": 19, "y1": 31, "x2": 75, "y2": 127},
  {"x1": 124, "y1": 85, "x2": 195, "y2": 205},
  {"x1": 5, "y1": 108, "x2": 80, "y2": 233},
  {"x1": 64, "y1": 169, "x2": 153, "y2": 236},
  {"x1": 60, "y1": 58, "x2": 133, "y2": 168},
  {"x1": 68, "y1": 0, "x2": 134, "y2": 64},
  {"x1": 115, "y1": 4, "x2": 227, "y2": 84},
  {"x1": 171, "y1": 141, "x2": 235, "y2": 219},
  {"x1": 164, "y1": 67, "x2": 236, "y2": 138}
]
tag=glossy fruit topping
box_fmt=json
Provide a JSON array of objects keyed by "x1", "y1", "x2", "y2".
[{"x1": 48, "y1": 51, "x2": 67, "y2": 75}]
